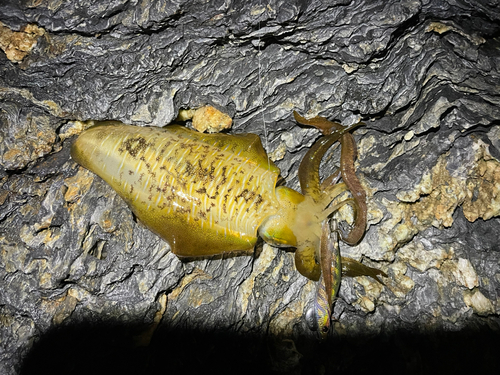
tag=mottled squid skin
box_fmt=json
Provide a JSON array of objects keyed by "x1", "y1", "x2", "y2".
[
  {"x1": 71, "y1": 122, "x2": 283, "y2": 257},
  {"x1": 71, "y1": 112, "x2": 387, "y2": 338}
]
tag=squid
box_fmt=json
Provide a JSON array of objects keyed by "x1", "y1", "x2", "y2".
[{"x1": 71, "y1": 110, "x2": 386, "y2": 337}]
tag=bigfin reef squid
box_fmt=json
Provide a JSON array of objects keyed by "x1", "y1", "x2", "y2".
[{"x1": 71, "y1": 109, "x2": 387, "y2": 337}]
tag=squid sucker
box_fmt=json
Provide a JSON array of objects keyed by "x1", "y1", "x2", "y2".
[{"x1": 71, "y1": 111, "x2": 386, "y2": 337}]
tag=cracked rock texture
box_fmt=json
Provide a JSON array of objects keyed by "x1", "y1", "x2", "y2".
[{"x1": 0, "y1": 1, "x2": 499, "y2": 374}]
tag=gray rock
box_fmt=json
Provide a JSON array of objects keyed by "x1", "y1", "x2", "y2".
[{"x1": 1, "y1": 0, "x2": 499, "y2": 374}]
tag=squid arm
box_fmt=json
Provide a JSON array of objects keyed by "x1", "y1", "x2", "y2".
[
  {"x1": 293, "y1": 111, "x2": 367, "y2": 245},
  {"x1": 297, "y1": 132, "x2": 344, "y2": 201},
  {"x1": 320, "y1": 168, "x2": 341, "y2": 193},
  {"x1": 294, "y1": 112, "x2": 386, "y2": 336},
  {"x1": 338, "y1": 132, "x2": 367, "y2": 245},
  {"x1": 294, "y1": 111, "x2": 347, "y2": 201},
  {"x1": 293, "y1": 111, "x2": 346, "y2": 135},
  {"x1": 340, "y1": 257, "x2": 388, "y2": 285},
  {"x1": 311, "y1": 221, "x2": 388, "y2": 338}
]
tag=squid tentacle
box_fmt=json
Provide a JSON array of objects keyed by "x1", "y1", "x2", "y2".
[
  {"x1": 322, "y1": 182, "x2": 348, "y2": 209},
  {"x1": 319, "y1": 197, "x2": 356, "y2": 223},
  {"x1": 297, "y1": 133, "x2": 344, "y2": 201},
  {"x1": 293, "y1": 111, "x2": 346, "y2": 135},
  {"x1": 310, "y1": 220, "x2": 388, "y2": 338},
  {"x1": 320, "y1": 167, "x2": 341, "y2": 193},
  {"x1": 294, "y1": 111, "x2": 367, "y2": 244},
  {"x1": 293, "y1": 112, "x2": 387, "y2": 337},
  {"x1": 294, "y1": 111, "x2": 348, "y2": 201},
  {"x1": 338, "y1": 132, "x2": 367, "y2": 245},
  {"x1": 340, "y1": 257, "x2": 388, "y2": 285}
]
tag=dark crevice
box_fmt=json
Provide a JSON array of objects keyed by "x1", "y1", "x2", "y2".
[{"x1": 368, "y1": 11, "x2": 422, "y2": 62}]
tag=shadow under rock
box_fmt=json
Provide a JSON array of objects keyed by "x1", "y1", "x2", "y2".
[{"x1": 19, "y1": 318, "x2": 500, "y2": 375}]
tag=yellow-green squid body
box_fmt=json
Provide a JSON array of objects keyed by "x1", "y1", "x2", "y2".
[{"x1": 71, "y1": 112, "x2": 385, "y2": 336}]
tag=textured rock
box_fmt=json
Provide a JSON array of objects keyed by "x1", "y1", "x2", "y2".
[
  {"x1": 1, "y1": 0, "x2": 499, "y2": 374},
  {"x1": 0, "y1": 22, "x2": 45, "y2": 63}
]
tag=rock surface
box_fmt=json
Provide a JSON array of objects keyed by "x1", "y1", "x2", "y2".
[{"x1": 0, "y1": 1, "x2": 499, "y2": 374}]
